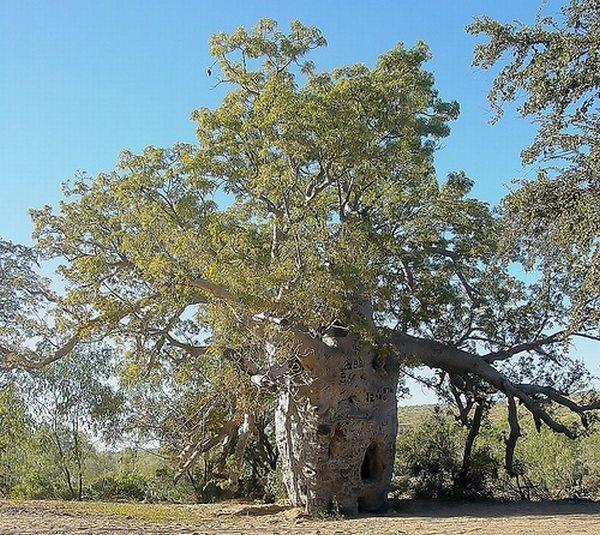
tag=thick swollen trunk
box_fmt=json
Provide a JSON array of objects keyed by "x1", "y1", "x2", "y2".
[{"x1": 274, "y1": 344, "x2": 398, "y2": 514}]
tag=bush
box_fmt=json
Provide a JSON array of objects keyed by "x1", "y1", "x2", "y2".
[
  {"x1": 394, "y1": 404, "x2": 600, "y2": 502},
  {"x1": 394, "y1": 407, "x2": 500, "y2": 499},
  {"x1": 396, "y1": 408, "x2": 462, "y2": 498},
  {"x1": 87, "y1": 474, "x2": 150, "y2": 501},
  {"x1": 11, "y1": 471, "x2": 63, "y2": 500},
  {"x1": 515, "y1": 424, "x2": 600, "y2": 500}
]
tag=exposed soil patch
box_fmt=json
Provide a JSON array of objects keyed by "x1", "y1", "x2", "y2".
[{"x1": 1, "y1": 499, "x2": 599, "y2": 534}]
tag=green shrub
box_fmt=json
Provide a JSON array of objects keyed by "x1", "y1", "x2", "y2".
[
  {"x1": 87, "y1": 474, "x2": 150, "y2": 501},
  {"x1": 11, "y1": 471, "x2": 62, "y2": 500},
  {"x1": 396, "y1": 408, "x2": 462, "y2": 498},
  {"x1": 515, "y1": 424, "x2": 600, "y2": 500},
  {"x1": 395, "y1": 407, "x2": 500, "y2": 499},
  {"x1": 395, "y1": 404, "x2": 600, "y2": 502}
]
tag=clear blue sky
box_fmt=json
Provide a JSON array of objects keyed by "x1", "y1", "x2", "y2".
[
  {"x1": 1, "y1": 0, "x2": 549, "y2": 244},
  {"x1": 1, "y1": 0, "x2": 595, "y2": 403}
]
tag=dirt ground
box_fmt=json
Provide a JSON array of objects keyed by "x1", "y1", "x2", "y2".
[{"x1": 1, "y1": 499, "x2": 600, "y2": 534}]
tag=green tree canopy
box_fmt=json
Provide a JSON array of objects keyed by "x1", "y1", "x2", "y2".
[
  {"x1": 0, "y1": 240, "x2": 79, "y2": 374},
  {"x1": 468, "y1": 0, "x2": 600, "y2": 332}
]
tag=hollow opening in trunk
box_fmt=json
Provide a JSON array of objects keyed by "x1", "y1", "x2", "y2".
[{"x1": 360, "y1": 441, "x2": 384, "y2": 482}]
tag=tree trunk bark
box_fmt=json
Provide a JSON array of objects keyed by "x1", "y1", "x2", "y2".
[{"x1": 275, "y1": 340, "x2": 398, "y2": 514}]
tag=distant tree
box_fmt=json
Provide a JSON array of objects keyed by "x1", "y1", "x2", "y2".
[
  {"x1": 0, "y1": 19, "x2": 595, "y2": 513},
  {"x1": 468, "y1": 0, "x2": 599, "y2": 332},
  {"x1": 23, "y1": 347, "x2": 122, "y2": 500},
  {"x1": 0, "y1": 385, "x2": 31, "y2": 496}
]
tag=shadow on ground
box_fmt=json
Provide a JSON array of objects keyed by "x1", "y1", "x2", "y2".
[
  {"x1": 389, "y1": 499, "x2": 600, "y2": 518},
  {"x1": 233, "y1": 504, "x2": 292, "y2": 516},
  {"x1": 233, "y1": 498, "x2": 600, "y2": 520}
]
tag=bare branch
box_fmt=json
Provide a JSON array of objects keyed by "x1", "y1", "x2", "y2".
[
  {"x1": 175, "y1": 419, "x2": 238, "y2": 481},
  {"x1": 0, "y1": 335, "x2": 79, "y2": 370},
  {"x1": 482, "y1": 331, "x2": 564, "y2": 362}
]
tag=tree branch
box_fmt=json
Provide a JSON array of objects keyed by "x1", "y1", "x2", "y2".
[
  {"x1": 387, "y1": 331, "x2": 593, "y2": 440},
  {"x1": 482, "y1": 331, "x2": 564, "y2": 362},
  {"x1": 0, "y1": 335, "x2": 79, "y2": 370}
]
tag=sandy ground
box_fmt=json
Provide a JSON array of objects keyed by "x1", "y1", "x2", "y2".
[{"x1": 1, "y1": 499, "x2": 600, "y2": 534}]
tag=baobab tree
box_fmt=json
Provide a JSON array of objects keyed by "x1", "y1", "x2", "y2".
[{"x1": 3, "y1": 20, "x2": 598, "y2": 514}]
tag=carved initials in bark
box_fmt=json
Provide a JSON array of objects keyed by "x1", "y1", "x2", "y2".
[{"x1": 274, "y1": 334, "x2": 398, "y2": 515}]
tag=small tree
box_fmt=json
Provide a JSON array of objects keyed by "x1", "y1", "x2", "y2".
[
  {"x1": 23, "y1": 347, "x2": 122, "y2": 500},
  {"x1": 0, "y1": 239, "x2": 79, "y2": 374},
  {"x1": 121, "y1": 349, "x2": 277, "y2": 501},
  {"x1": 0, "y1": 385, "x2": 31, "y2": 496}
]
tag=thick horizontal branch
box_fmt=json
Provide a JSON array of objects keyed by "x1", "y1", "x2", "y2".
[
  {"x1": 187, "y1": 280, "x2": 331, "y2": 364},
  {"x1": 160, "y1": 333, "x2": 210, "y2": 357},
  {"x1": 517, "y1": 383, "x2": 600, "y2": 425},
  {"x1": 386, "y1": 331, "x2": 592, "y2": 439},
  {"x1": 188, "y1": 277, "x2": 236, "y2": 303},
  {"x1": 2, "y1": 292, "x2": 161, "y2": 370},
  {"x1": 251, "y1": 312, "x2": 342, "y2": 369}
]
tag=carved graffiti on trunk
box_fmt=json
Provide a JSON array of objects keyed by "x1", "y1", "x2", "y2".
[{"x1": 275, "y1": 338, "x2": 398, "y2": 514}]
